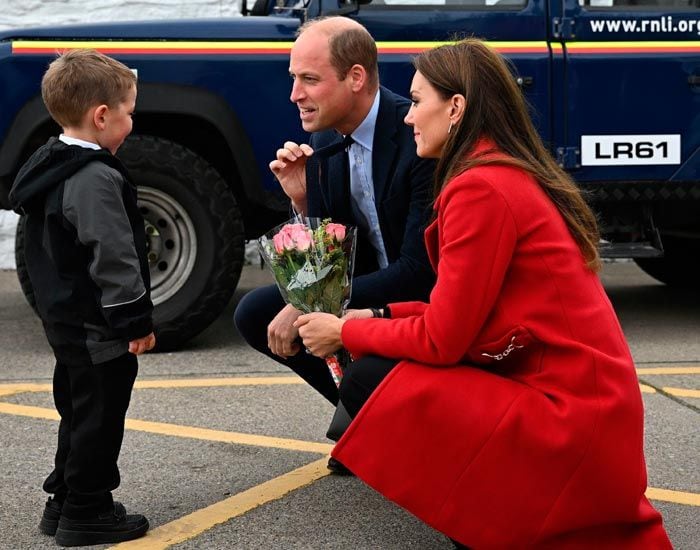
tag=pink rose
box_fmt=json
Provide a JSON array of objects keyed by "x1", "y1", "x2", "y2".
[
  {"x1": 325, "y1": 223, "x2": 346, "y2": 242},
  {"x1": 274, "y1": 223, "x2": 313, "y2": 253},
  {"x1": 292, "y1": 227, "x2": 312, "y2": 251},
  {"x1": 272, "y1": 232, "x2": 285, "y2": 254}
]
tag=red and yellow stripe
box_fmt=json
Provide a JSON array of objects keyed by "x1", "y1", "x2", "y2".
[
  {"x1": 10, "y1": 39, "x2": 550, "y2": 56},
  {"x1": 11, "y1": 39, "x2": 699, "y2": 57},
  {"x1": 11, "y1": 40, "x2": 295, "y2": 55},
  {"x1": 565, "y1": 40, "x2": 700, "y2": 54}
]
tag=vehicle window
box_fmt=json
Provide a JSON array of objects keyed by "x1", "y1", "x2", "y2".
[
  {"x1": 578, "y1": 0, "x2": 699, "y2": 9},
  {"x1": 372, "y1": 0, "x2": 527, "y2": 7}
]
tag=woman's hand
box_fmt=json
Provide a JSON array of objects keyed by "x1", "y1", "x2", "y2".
[
  {"x1": 342, "y1": 309, "x2": 374, "y2": 321},
  {"x1": 294, "y1": 312, "x2": 345, "y2": 358}
]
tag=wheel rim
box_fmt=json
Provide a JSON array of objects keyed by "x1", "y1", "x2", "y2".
[{"x1": 137, "y1": 187, "x2": 197, "y2": 305}]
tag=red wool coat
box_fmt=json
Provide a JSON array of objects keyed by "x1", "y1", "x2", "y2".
[{"x1": 334, "y1": 154, "x2": 671, "y2": 548}]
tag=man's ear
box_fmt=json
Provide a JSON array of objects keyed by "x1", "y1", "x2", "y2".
[
  {"x1": 92, "y1": 105, "x2": 109, "y2": 130},
  {"x1": 348, "y1": 64, "x2": 367, "y2": 92},
  {"x1": 449, "y1": 94, "x2": 466, "y2": 125}
]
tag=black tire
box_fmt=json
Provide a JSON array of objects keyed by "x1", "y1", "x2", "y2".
[
  {"x1": 634, "y1": 235, "x2": 700, "y2": 288},
  {"x1": 14, "y1": 136, "x2": 245, "y2": 351},
  {"x1": 118, "y1": 135, "x2": 245, "y2": 350}
]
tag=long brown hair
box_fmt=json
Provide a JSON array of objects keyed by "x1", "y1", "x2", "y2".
[{"x1": 413, "y1": 39, "x2": 601, "y2": 271}]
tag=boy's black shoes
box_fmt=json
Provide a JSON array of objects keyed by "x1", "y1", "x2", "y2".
[
  {"x1": 38, "y1": 497, "x2": 63, "y2": 536},
  {"x1": 54, "y1": 502, "x2": 149, "y2": 547}
]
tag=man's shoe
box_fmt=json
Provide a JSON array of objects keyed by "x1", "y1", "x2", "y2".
[
  {"x1": 38, "y1": 496, "x2": 63, "y2": 536},
  {"x1": 327, "y1": 457, "x2": 353, "y2": 476},
  {"x1": 54, "y1": 502, "x2": 149, "y2": 547}
]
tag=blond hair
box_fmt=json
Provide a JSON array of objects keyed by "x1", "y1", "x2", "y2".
[{"x1": 41, "y1": 49, "x2": 136, "y2": 128}]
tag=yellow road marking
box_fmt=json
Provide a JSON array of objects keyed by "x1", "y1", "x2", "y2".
[
  {"x1": 0, "y1": 401, "x2": 59, "y2": 420},
  {"x1": 639, "y1": 384, "x2": 657, "y2": 394},
  {"x1": 663, "y1": 387, "x2": 700, "y2": 399},
  {"x1": 109, "y1": 458, "x2": 331, "y2": 549},
  {"x1": 0, "y1": 402, "x2": 333, "y2": 454},
  {"x1": 646, "y1": 487, "x2": 700, "y2": 507},
  {"x1": 134, "y1": 376, "x2": 304, "y2": 389},
  {"x1": 0, "y1": 383, "x2": 51, "y2": 395},
  {"x1": 637, "y1": 367, "x2": 700, "y2": 375},
  {"x1": 0, "y1": 376, "x2": 303, "y2": 396},
  {"x1": 125, "y1": 418, "x2": 333, "y2": 454}
]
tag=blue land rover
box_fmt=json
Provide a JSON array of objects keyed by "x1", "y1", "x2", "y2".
[{"x1": 0, "y1": 0, "x2": 697, "y2": 349}]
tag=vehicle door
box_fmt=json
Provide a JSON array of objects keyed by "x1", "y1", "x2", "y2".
[
  {"x1": 351, "y1": 0, "x2": 553, "y2": 142},
  {"x1": 560, "y1": 0, "x2": 700, "y2": 182}
]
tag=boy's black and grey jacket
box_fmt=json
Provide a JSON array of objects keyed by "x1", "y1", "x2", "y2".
[{"x1": 9, "y1": 138, "x2": 153, "y2": 366}]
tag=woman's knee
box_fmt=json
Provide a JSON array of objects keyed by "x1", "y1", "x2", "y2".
[{"x1": 339, "y1": 356, "x2": 397, "y2": 417}]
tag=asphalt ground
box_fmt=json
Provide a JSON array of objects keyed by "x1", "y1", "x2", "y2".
[{"x1": 0, "y1": 261, "x2": 698, "y2": 549}]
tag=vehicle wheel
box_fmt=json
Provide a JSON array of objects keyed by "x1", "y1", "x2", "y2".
[
  {"x1": 14, "y1": 214, "x2": 37, "y2": 312},
  {"x1": 117, "y1": 135, "x2": 244, "y2": 350},
  {"x1": 634, "y1": 235, "x2": 700, "y2": 288},
  {"x1": 13, "y1": 135, "x2": 244, "y2": 351}
]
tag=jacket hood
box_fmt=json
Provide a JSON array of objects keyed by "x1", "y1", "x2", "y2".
[{"x1": 9, "y1": 137, "x2": 127, "y2": 214}]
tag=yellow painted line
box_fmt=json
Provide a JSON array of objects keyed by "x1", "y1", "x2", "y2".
[
  {"x1": 646, "y1": 487, "x2": 700, "y2": 507},
  {"x1": 663, "y1": 387, "x2": 700, "y2": 399},
  {"x1": 639, "y1": 384, "x2": 657, "y2": 394},
  {"x1": 0, "y1": 383, "x2": 51, "y2": 394},
  {"x1": 109, "y1": 458, "x2": 331, "y2": 550},
  {"x1": 0, "y1": 401, "x2": 59, "y2": 420},
  {"x1": 0, "y1": 376, "x2": 303, "y2": 395},
  {"x1": 0, "y1": 401, "x2": 332, "y2": 454},
  {"x1": 133, "y1": 376, "x2": 304, "y2": 389},
  {"x1": 125, "y1": 418, "x2": 333, "y2": 454},
  {"x1": 637, "y1": 367, "x2": 700, "y2": 375}
]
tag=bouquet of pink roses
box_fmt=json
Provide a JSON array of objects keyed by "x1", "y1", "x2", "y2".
[{"x1": 258, "y1": 217, "x2": 357, "y2": 386}]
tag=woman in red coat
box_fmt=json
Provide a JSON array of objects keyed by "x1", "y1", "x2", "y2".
[{"x1": 295, "y1": 39, "x2": 671, "y2": 549}]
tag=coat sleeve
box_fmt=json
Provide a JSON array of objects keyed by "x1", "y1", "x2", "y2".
[
  {"x1": 342, "y1": 172, "x2": 517, "y2": 365},
  {"x1": 63, "y1": 166, "x2": 153, "y2": 340},
  {"x1": 348, "y1": 155, "x2": 435, "y2": 307}
]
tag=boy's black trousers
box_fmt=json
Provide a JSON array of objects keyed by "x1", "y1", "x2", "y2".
[{"x1": 42, "y1": 353, "x2": 137, "y2": 518}]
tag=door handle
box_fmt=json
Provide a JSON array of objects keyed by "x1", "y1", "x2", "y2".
[{"x1": 516, "y1": 76, "x2": 534, "y2": 88}]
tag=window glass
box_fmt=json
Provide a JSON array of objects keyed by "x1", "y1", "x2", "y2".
[
  {"x1": 578, "y1": 0, "x2": 699, "y2": 8},
  {"x1": 372, "y1": 0, "x2": 527, "y2": 7}
]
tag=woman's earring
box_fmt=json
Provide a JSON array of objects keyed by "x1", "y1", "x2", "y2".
[{"x1": 447, "y1": 121, "x2": 453, "y2": 134}]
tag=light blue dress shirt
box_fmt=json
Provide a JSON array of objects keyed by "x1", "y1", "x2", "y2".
[{"x1": 347, "y1": 90, "x2": 389, "y2": 269}]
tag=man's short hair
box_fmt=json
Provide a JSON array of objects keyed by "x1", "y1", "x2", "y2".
[
  {"x1": 298, "y1": 17, "x2": 379, "y2": 89},
  {"x1": 41, "y1": 49, "x2": 136, "y2": 128}
]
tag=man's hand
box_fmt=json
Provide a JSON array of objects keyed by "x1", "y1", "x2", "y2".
[
  {"x1": 269, "y1": 141, "x2": 314, "y2": 214},
  {"x1": 129, "y1": 332, "x2": 156, "y2": 355},
  {"x1": 295, "y1": 312, "x2": 345, "y2": 358},
  {"x1": 267, "y1": 304, "x2": 303, "y2": 357}
]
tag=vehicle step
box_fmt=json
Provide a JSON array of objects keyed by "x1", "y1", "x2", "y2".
[{"x1": 599, "y1": 242, "x2": 663, "y2": 259}]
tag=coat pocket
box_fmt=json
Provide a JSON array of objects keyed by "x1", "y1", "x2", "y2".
[{"x1": 467, "y1": 325, "x2": 534, "y2": 365}]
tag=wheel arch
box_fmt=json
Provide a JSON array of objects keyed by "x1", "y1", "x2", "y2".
[{"x1": 0, "y1": 84, "x2": 266, "y2": 213}]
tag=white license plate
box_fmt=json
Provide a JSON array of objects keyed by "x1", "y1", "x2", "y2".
[{"x1": 581, "y1": 135, "x2": 681, "y2": 166}]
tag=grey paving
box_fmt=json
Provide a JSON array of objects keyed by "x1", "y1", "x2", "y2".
[{"x1": 0, "y1": 261, "x2": 698, "y2": 549}]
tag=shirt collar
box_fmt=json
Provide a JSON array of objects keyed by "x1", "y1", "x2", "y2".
[
  {"x1": 348, "y1": 89, "x2": 380, "y2": 152},
  {"x1": 59, "y1": 134, "x2": 101, "y2": 150}
]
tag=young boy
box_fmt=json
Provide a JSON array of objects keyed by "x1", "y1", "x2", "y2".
[{"x1": 9, "y1": 49, "x2": 154, "y2": 547}]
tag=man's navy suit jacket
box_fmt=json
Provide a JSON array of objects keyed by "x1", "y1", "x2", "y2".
[{"x1": 305, "y1": 86, "x2": 435, "y2": 308}]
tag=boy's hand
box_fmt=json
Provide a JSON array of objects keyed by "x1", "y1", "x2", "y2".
[{"x1": 129, "y1": 332, "x2": 156, "y2": 355}]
